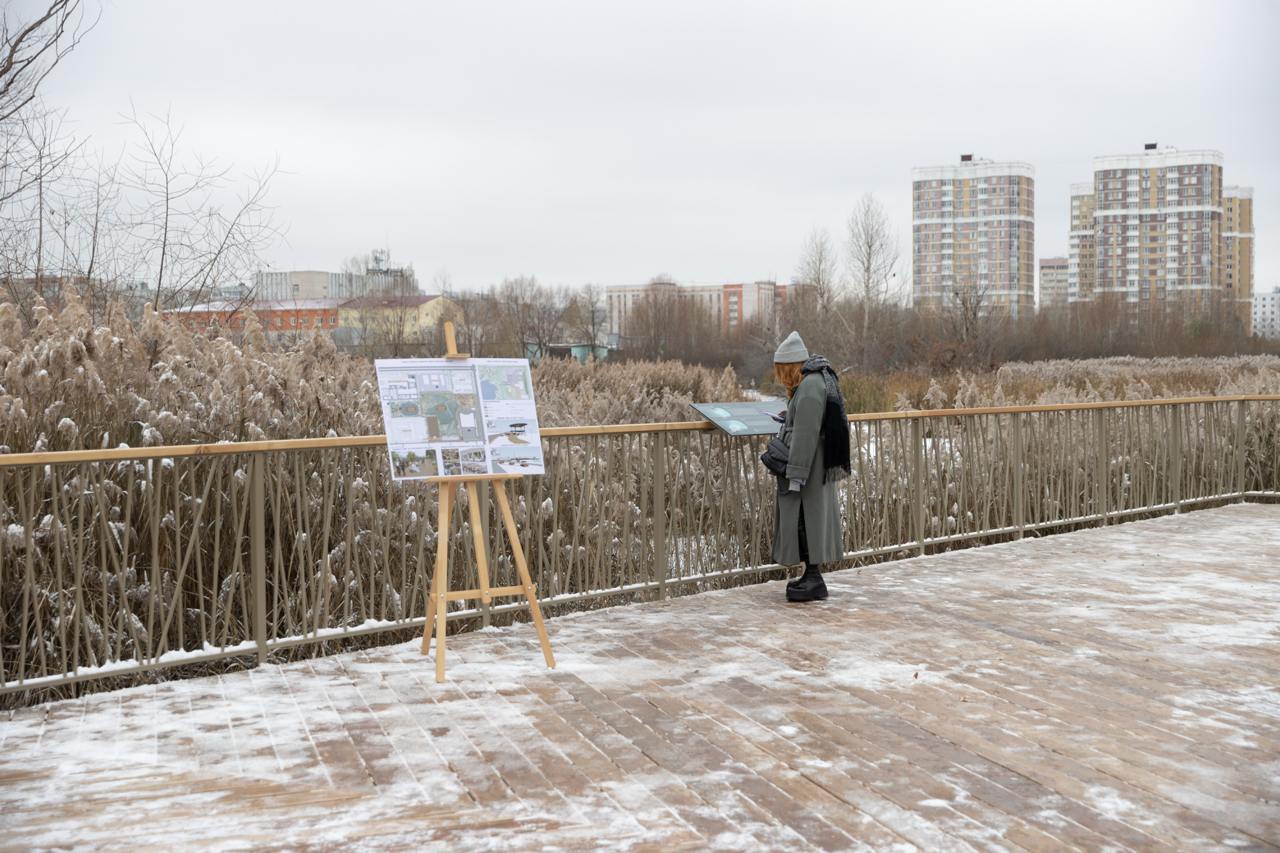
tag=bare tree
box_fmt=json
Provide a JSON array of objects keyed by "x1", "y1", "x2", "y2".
[
  {"x1": 124, "y1": 106, "x2": 280, "y2": 310},
  {"x1": 15, "y1": 131, "x2": 143, "y2": 324},
  {"x1": 1, "y1": 5, "x2": 278, "y2": 324},
  {"x1": 453, "y1": 289, "x2": 501, "y2": 357},
  {"x1": 495, "y1": 275, "x2": 547, "y2": 357},
  {"x1": 0, "y1": 1, "x2": 93, "y2": 320},
  {"x1": 430, "y1": 268, "x2": 451, "y2": 295},
  {"x1": 529, "y1": 285, "x2": 571, "y2": 358},
  {"x1": 0, "y1": 0, "x2": 91, "y2": 214},
  {"x1": 59, "y1": 153, "x2": 122, "y2": 316},
  {"x1": 0, "y1": 106, "x2": 92, "y2": 315},
  {"x1": 619, "y1": 275, "x2": 733, "y2": 364},
  {"x1": 949, "y1": 278, "x2": 993, "y2": 345},
  {"x1": 571, "y1": 283, "x2": 608, "y2": 349},
  {"x1": 0, "y1": 1, "x2": 91, "y2": 127},
  {"x1": 492, "y1": 276, "x2": 570, "y2": 359},
  {"x1": 625, "y1": 276, "x2": 679, "y2": 360},
  {"x1": 346, "y1": 261, "x2": 432, "y2": 357},
  {"x1": 846, "y1": 193, "x2": 898, "y2": 371},
  {"x1": 796, "y1": 227, "x2": 841, "y2": 313}
]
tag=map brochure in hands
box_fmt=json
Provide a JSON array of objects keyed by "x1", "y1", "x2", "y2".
[{"x1": 374, "y1": 357, "x2": 545, "y2": 481}]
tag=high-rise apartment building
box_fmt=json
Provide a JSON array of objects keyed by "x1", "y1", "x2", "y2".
[
  {"x1": 1067, "y1": 145, "x2": 1254, "y2": 330},
  {"x1": 1222, "y1": 187, "x2": 1255, "y2": 327},
  {"x1": 1067, "y1": 184, "x2": 1095, "y2": 303},
  {"x1": 1038, "y1": 257, "x2": 1069, "y2": 309},
  {"x1": 911, "y1": 155, "x2": 1035, "y2": 318},
  {"x1": 1094, "y1": 147, "x2": 1222, "y2": 308},
  {"x1": 1252, "y1": 287, "x2": 1280, "y2": 339}
]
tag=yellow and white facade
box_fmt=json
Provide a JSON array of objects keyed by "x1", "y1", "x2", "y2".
[
  {"x1": 911, "y1": 156, "x2": 1036, "y2": 318},
  {"x1": 1067, "y1": 145, "x2": 1254, "y2": 331}
]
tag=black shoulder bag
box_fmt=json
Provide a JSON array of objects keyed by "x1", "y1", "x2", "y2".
[{"x1": 759, "y1": 435, "x2": 790, "y2": 477}]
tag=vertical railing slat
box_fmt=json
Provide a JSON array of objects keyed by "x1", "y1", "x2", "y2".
[
  {"x1": 251, "y1": 453, "x2": 267, "y2": 664},
  {"x1": 1234, "y1": 399, "x2": 1247, "y2": 494},
  {"x1": 1171, "y1": 404, "x2": 1184, "y2": 511},
  {"x1": 1012, "y1": 414, "x2": 1025, "y2": 539},
  {"x1": 911, "y1": 416, "x2": 925, "y2": 555},
  {"x1": 653, "y1": 431, "x2": 668, "y2": 600}
]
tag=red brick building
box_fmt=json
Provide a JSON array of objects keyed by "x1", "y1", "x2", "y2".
[{"x1": 165, "y1": 300, "x2": 343, "y2": 335}]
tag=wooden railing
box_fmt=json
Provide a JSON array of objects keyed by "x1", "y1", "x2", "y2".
[{"x1": 3, "y1": 395, "x2": 1279, "y2": 703}]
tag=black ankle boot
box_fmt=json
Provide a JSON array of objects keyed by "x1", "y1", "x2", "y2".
[
  {"x1": 785, "y1": 562, "x2": 815, "y2": 591},
  {"x1": 786, "y1": 564, "x2": 828, "y2": 602}
]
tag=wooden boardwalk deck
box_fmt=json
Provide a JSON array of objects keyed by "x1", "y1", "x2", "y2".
[{"x1": 2, "y1": 503, "x2": 1278, "y2": 851}]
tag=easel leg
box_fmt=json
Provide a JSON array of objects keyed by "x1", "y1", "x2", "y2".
[
  {"x1": 494, "y1": 484, "x2": 555, "y2": 669},
  {"x1": 421, "y1": 578, "x2": 436, "y2": 658},
  {"x1": 435, "y1": 481, "x2": 455, "y2": 681},
  {"x1": 427, "y1": 483, "x2": 454, "y2": 682},
  {"x1": 421, "y1": 482, "x2": 449, "y2": 657},
  {"x1": 465, "y1": 484, "x2": 493, "y2": 605},
  {"x1": 422, "y1": 491, "x2": 442, "y2": 650}
]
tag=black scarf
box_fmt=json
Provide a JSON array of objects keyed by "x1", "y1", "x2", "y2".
[{"x1": 801, "y1": 355, "x2": 851, "y2": 483}]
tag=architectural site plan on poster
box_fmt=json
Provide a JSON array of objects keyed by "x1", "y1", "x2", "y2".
[{"x1": 374, "y1": 358, "x2": 545, "y2": 480}]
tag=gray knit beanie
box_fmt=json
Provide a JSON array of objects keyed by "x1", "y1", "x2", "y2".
[{"x1": 773, "y1": 331, "x2": 809, "y2": 363}]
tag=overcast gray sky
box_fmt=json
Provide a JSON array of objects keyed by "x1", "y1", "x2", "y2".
[{"x1": 32, "y1": 0, "x2": 1280, "y2": 295}]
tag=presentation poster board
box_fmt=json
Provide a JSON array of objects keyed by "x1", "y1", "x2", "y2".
[
  {"x1": 375, "y1": 357, "x2": 545, "y2": 480},
  {"x1": 690, "y1": 401, "x2": 786, "y2": 436}
]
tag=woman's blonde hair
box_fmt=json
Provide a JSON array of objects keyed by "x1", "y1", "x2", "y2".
[{"x1": 775, "y1": 362, "x2": 804, "y2": 396}]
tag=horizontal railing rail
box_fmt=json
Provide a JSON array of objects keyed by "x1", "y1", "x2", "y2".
[
  {"x1": 3, "y1": 395, "x2": 1279, "y2": 701},
  {"x1": 3, "y1": 394, "x2": 1278, "y2": 467}
]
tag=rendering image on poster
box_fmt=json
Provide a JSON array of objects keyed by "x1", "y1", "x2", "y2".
[
  {"x1": 485, "y1": 417, "x2": 535, "y2": 447},
  {"x1": 478, "y1": 365, "x2": 533, "y2": 401},
  {"x1": 376, "y1": 357, "x2": 545, "y2": 480},
  {"x1": 441, "y1": 446, "x2": 490, "y2": 476},
  {"x1": 389, "y1": 446, "x2": 439, "y2": 479},
  {"x1": 491, "y1": 446, "x2": 543, "y2": 474}
]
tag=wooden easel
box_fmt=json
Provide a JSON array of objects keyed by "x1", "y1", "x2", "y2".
[{"x1": 419, "y1": 322, "x2": 555, "y2": 682}]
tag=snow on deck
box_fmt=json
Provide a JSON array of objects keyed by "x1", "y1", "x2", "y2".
[{"x1": 2, "y1": 503, "x2": 1278, "y2": 850}]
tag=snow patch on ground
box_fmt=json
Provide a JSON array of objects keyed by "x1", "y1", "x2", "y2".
[
  {"x1": 1160, "y1": 619, "x2": 1279, "y2": 647},
  {"x1": 828, "y1": 658, "x2": 947, "y2": 691}
]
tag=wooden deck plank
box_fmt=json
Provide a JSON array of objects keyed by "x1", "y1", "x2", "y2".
[{"x1": 1, "y1": 503, "x2": 1277, "y2": 850}]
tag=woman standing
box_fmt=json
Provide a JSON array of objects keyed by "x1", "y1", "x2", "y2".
[{"x1": 769, "y1": 331, "x2": 851, "y2": 602}]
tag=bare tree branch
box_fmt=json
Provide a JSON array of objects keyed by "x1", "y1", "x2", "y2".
[
  {"x1": 796, "y1": 227, "x2": 841, "y2": 313},
  {"x1": 122, "y1": 106, "x2": 279, "y2": 310},
  {"x1": 0, "y1": 0, "x2": 95, "y2": 125},
  {"x1": 846, "y1": 193, "x2": 898, "y2": 371}
]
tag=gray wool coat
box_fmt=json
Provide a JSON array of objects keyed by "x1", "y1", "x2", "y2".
[{"x1": 771, "y1": 372, "x2": 844, "y2": 566}]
